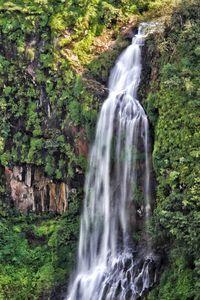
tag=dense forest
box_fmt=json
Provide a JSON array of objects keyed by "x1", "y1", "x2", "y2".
[{"x1": 0, "y1": 0, "x2": 199, "y2": 299}]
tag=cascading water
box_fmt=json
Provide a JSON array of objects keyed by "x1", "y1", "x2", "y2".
[{"x1": 66, "y1": 23, "x2": 157, "y2": 300}]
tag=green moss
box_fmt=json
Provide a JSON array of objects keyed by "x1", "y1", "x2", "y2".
[{"x1": 26, "y1": 47, "x2": 35, "y2": 62}]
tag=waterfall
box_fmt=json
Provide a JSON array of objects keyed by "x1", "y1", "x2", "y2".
[{"x1": 66, "y1": 23, "x2": 156, "y2": 300}]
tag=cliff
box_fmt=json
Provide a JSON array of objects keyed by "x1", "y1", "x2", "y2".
[
  {"x1": 0, "y1": 0, "x2": 141, "y2": 298},
  {"x1": 0, "y1": 0, "x2": 138, "y2": 213},
  {"x1": 143, "y1": 1, "x2": 200, "y2": 298},
  {"x1": 0, "y1": 0, "x2": 199, "y2": 299}
]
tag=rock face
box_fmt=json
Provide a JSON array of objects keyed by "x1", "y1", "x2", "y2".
[{"x1": 5, "y1": 165, "x2": 69, "y2": 213}]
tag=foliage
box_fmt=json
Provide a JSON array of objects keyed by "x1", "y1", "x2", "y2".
[
  {"x1": 0, "y1": 0, "x2": 150, "y2": 181},
  {"x1": 0, "y1": 0, "x2": 171, "y2": 179},
  {"x1": 148, "y1": 251, "x2": 195, "y2": 300},
  {"x1": 0, "y1": 195, "x2": 80, "y2": 300},
  {"x1": 1, "y1": 0, "x2": 199, "y2": 299},
  {"x1": 146, "y1": 1, "x2": 200, "y2": 298},
  {"x1": 0, "y1": 2, "x2": 146, "y2": 297}
]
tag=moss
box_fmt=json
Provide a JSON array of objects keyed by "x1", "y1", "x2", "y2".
[{"x1": 26, "y1": 47, "x2": 35, "y2": 62}]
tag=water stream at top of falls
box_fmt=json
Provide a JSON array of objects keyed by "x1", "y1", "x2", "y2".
[{"x1": 66, "y1": 23, "x2": 156, "y2": 300}]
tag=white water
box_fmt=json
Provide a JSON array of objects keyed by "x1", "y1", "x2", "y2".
[{"x1": 66, "y1": 23, "x2": 156, "y2": 300}]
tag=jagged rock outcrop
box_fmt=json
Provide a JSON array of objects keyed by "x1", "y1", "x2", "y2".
[{"x1": 5, "y1": 165, "x2": 70, "y2": 213}]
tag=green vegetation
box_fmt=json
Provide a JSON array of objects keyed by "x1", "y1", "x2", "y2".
[
  {"x1": 0, "y1": 0, "x2": 176, "y2": 180},
  {"x1": 0, "y1": 0, "x2": 199, "y2": 299},
  {"x1": 0, "y1": 1, "x2": 156, "y2": 298},
  {"x1": 0, "y1": 196, "x2": 80, "y2": 299},
  {"x1": 145, "y1": 1, "x2": 200, "y2": 299}
]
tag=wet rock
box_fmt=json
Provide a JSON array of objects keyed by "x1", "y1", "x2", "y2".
[{"x1": 70, "y1": 126, "x2": 89, "y2": 157}]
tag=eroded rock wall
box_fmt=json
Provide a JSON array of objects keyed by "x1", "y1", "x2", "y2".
[{"x1": 5, "y1": 165, "x2": 69, "y2": 213}]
